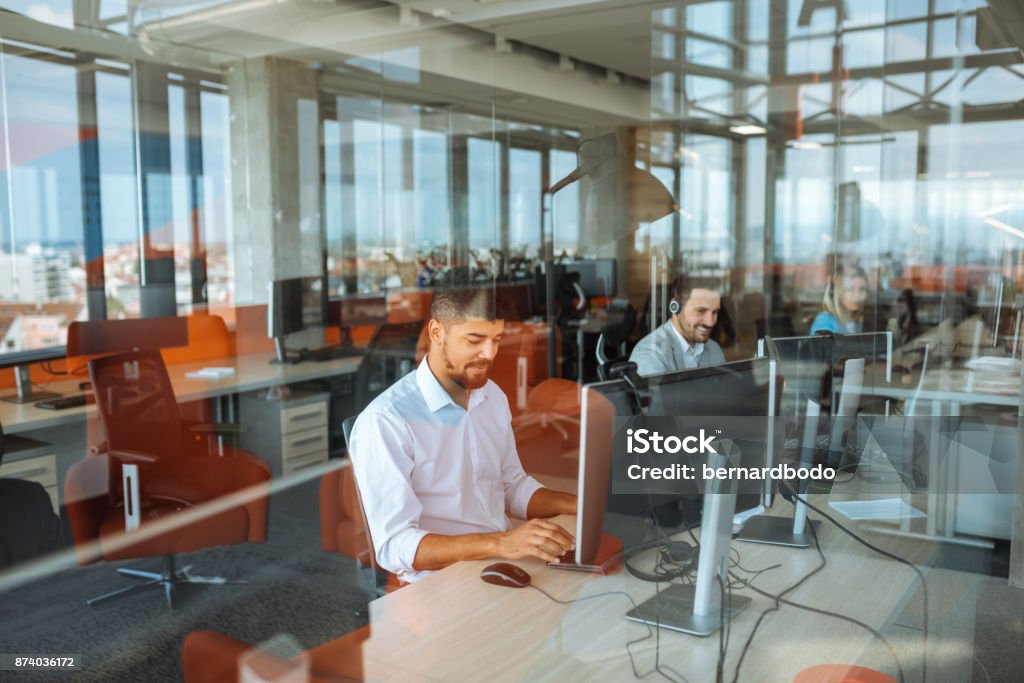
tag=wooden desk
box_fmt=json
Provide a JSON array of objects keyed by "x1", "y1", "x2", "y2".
[
  {"x1": 0, "y1": 352, "x2": 362, "y2": 435},
  {"x1": 354, "y1": 510, "x2": 976, "y2": 682}
]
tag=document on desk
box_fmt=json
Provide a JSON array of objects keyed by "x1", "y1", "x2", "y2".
[
  {"x1": 185, "y1": 367, "x2": 236, "y2": 380},
  {"x1": 828, "y1": 498, "x2": 926, "y2": 521}
]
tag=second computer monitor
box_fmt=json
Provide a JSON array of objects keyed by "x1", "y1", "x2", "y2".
[
  {"x1": 575, "y1": 357, "x2": 777, "y2": 565},
  {"x1": 327, "y1": 292, "x2": 388, "y2": 328},
  {"x1": 269, "y1": 276, "x2": 328, "y2": 339}
]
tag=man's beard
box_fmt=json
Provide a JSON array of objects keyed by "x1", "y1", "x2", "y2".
[{"x1": 442, "y1": 341, "x2": 491, "y2": 390}]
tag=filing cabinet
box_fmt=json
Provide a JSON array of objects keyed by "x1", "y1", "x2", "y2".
[{"x1": 238, "y1": 390, "x2": 330, "y2": 477}]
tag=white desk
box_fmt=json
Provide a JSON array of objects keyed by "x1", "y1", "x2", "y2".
[
  {"x1": 861, "y1": 368, "x2": 1018, "y2": 547},
  {"x1": 354, "y1": 511, "x2": 973, "y2": 683},
  {"x1": 0, "y1": 352, "x2": 362, "y2": 435}
]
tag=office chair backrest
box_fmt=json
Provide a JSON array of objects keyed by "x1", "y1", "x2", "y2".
[
  {"x1": 341, "y1": 415, "x2": 382, "y2": 575},
  {"x1": 342, "y1": 416, "x2": 357, "y2": 448},
  {"x1": 89, "y1": 349, "x2": 184, "y2": 461}
]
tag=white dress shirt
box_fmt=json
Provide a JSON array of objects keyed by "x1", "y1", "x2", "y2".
[
  {"x1": 669, "y1": 321, "x2": 705, "y2": 369},
  {"x1": 349, "y1": 356, "x2": 543, "y2": 583}
]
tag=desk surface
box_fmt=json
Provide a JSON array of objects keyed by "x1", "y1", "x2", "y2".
[
  {"x1": 356, "y1": 508, "x2": 976, "y2": 682},
  {"x1": 1, "y1": 352, "x2": 362, "y2": 435},
  {"x1": 865, "y1": 367, "x2": 1019, "y2": 408}
]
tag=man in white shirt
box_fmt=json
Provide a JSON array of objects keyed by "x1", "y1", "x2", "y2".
[
  {"x1": 349, "y1": 287, "x2": 578, "y2": 583},
  {"x1": 629, "y1": 277, "x2": 726, "y2": 376}
]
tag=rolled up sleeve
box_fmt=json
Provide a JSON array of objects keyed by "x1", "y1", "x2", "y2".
[
  {"x1": 501, "y1": 420, "x2": 543, "y2": 519},
  {"x1": 349, "y1": 410, "x2": 429, "y2": 576}
]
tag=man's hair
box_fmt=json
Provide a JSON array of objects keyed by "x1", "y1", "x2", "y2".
[
  {"x1": 671, "y1": 274, "x2": 721, "y2": 303},
  {"x1": 429, "y1": 287, "x2": 514, "y2": 326}
]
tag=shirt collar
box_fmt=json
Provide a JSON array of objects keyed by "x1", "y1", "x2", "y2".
[
  {"x1": 415, "y1": 355, "x2": 490, "y2": 413},
  {"x1": 670, "y1": 319, "x2": 704, "y2": 357},
  {"x1": 416, "y1": 356, "x2": 456, "y2": 413}
]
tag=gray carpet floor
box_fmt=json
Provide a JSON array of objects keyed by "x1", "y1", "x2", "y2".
[{"x1": 0, "y1": 483, "x2": 369, "y2": 682}]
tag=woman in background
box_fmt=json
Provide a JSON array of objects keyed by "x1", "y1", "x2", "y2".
[{"x1": 811, "y1": 264, "x2": 868, "y2": 334}]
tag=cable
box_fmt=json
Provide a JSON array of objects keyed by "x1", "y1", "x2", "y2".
[
  {"x1": 728, "y1": 509, "x2": 829, "y2": 683},
  {"x1": 728, "y1": 543, "x2": 907, "y2": 683},
  {"x1": 778, "y1": 481, "x2": 927, "y2": 683},
  {"x1": 716, "y1": 573, "x2": 727, "y2": 683},
  {"x1": 526, "y1": 583, "x2": 689, "y2": 683},
  {"x1": 972, "y1": 656, "x2": 991, "y2": 683},
  {"x1": 40, "y1": 360, "x2": 69, "y2": 375}
]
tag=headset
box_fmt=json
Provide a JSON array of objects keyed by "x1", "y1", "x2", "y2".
[{"x1": 668, "y1": 298, "x2": 680, "y2": 315}]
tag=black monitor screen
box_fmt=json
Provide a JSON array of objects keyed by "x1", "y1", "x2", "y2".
[
  {"x1": 645, "y1": 357, "x2": 775, "y2": 418},
  {"x1": 585, "y1": 358, "x2": 772, "y2": 550},
  {"x1": 327, "y1": 293, "x2": 388, "y2": 328},
  {"x1": 565, "y1": 259, "x2": 617, "y2": 298},
  {"x1": 270, "y1": 276, "x2": 327, "y2": 338},
  {"x1": 761, "y1": 335, "x2": 834, "y2": 416}
]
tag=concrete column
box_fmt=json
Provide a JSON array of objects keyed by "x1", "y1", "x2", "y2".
[
  {"x1": 227, "y1": 57, "x2": 322, "y2": 305},
  {"x1": 134, "y1": 61, "x2": 177, "y2": 318}
]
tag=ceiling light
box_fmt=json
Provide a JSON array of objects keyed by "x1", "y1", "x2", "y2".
[{"x1": 729, "y1": 125, "x2": 766, "y2": 136}]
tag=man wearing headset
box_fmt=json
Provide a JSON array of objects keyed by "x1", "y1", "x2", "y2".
[{"x1": 629, "y1": 276, "x2": 725, "y2": 376}]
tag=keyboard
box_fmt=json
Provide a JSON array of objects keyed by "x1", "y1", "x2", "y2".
[{"x1": 35, "y1": 394, "x2": 94, "y2": 410}]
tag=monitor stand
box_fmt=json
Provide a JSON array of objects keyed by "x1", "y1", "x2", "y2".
[
  {"x1": 0, "y1": 364, "x2": 61, "y2": 404},
  {"x1": 736, "y1": 399, "x2": 822, "y2": 548},
  {"x1": 625, "y1": 443, "x2": 751, "y2": 637},
  {"x1": 270, "y1": 337, "x2": 301, "y2": 365}
]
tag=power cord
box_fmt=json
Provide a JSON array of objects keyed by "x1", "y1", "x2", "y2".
[
  {"x1": 778, "y1": 481, "x2": 927, "y2": 683},
  {"x1": 728, "y1": 520, "x2": 907, "y2": 683},
  {"x1": 526, "y1": 583, "x2": 690, "y2": 683},
  {"x1": 727, "y1": 509, "x2": 827, "y2": 683}
]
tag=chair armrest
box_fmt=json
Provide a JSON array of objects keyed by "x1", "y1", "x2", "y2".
[{"x1": 107, "y1": 449, "x2": 160, "y2": 464}]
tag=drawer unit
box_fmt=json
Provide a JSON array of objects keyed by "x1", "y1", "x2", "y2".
[
  {"x1": 239, "y1": 390, "x2": 330, "y2": 478},
  {"x1": 280, "y1": 401, "x2": 329, "y2": 435}
]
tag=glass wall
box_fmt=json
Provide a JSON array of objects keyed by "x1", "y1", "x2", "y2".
[{"x1": 1, "y1": 1, "x2": 1022, "y2": 681}]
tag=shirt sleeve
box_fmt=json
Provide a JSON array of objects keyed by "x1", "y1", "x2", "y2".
[
  {"x1": 499, "y1": 402, "x2": 543, "y2": 519},
  {"x1": 349, "y1": 410, "x2": 429, "y2": 576}
]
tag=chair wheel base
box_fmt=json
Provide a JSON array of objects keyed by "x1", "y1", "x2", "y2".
[{"x1": 86, "y1": 555, "x2": 240, "y2": 610}]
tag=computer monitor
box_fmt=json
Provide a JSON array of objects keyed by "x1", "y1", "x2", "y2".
[
  {"x1": 575, "y1": 358, "x2": 777, "y2": 636},
  {"x1": 327, "y1": 293, "x2": 388, "y2": 328},
  {"x1": 564, "y1": 259, "x2": 617, "y2": 299},
  {"x1": 268, "y1": 276, "x2": 327, "y2": 363}
]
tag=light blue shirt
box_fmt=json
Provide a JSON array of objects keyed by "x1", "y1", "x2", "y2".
[
  {"x1": 809, "y1": 312, "x2": 862, "y2": 335},
  {"x1": 349, "y1": 357, "x2": 542, "y2": 583}
]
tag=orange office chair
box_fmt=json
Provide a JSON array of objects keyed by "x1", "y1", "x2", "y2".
[
  {"x1": 512, "y1": 378, "x2": 583, "y2": 448},
  {"x1": 182, "y1": 625, "x2": 370, "y2": 683},
  {"x1": 63, "y1": 349, "x2": 271, "y2": 608}
]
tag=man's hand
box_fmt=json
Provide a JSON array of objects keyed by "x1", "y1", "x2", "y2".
[{"x1": 497, "y1": 519, "x2": 575, "y2": 563}]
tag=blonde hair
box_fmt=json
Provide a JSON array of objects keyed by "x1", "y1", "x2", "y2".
[{"x1": 822, "y1": 265, "x2": 868, "y2": 327}]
